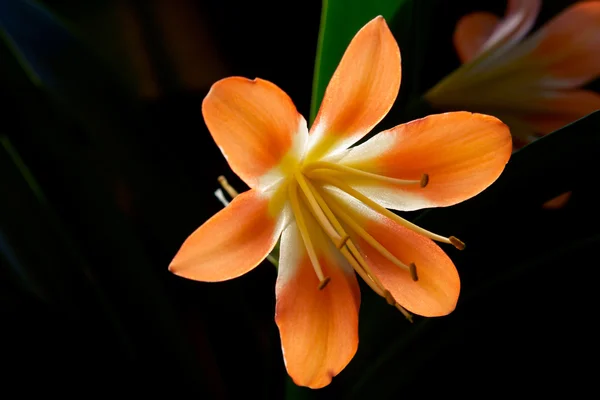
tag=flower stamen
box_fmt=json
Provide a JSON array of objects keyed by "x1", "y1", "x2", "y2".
[
  {"x1": 322, "y1": 191, "x2": 413, "y2": 274},
  {"x1": 395, "y1": 303, "x2": 413, "y2": 323},
  {"x1": 218, "y1": 175, "x2": 239, "y2": 198},
  {"x1": 340, "y1": 243, "x2": 409, "y2": 322},
  {"x1": 295, "y1": 172, "x2": 348, "y2": 249},
  {"x1": 304, "y1": 161, "x2": 428, "y2": 188},
  {"x1": 308, "y1": 172, "x2": 465, "y2": 250},
  {"x1": 288, "y1": 180, "x2": 330, "y2": 289},
  {"x1": 302, "y1": 179, "x2": 393, "y2": 300}
]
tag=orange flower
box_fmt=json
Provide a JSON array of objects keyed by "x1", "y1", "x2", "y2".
[
  {"x1": 169, "y1": 16, "x2": 511, "y2": 388},
  {"x1": 426, "y1": 0, "x2": 600, "y2": 145}
]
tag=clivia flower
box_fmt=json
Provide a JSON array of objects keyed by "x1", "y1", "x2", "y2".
[
  {"x1": 169, "y1": 16, "x2": 511, "y2": 388},
  {"x1": 425, "y1": 0, "x2": 600, "y2": 146},
  {"x1": 425, "y1": 0, "x2": 599, "y2": 208}
]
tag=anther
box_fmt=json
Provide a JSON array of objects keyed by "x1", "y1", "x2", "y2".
[
  {"x1": 409, "y1": 262, "x2": 419, "y2": 282},
  {"x1": 420, "y1": 174, "x2": 429, "y2": 188},
  {"x1": 449, "y1": 236, "x2": 465, "y2": 250},
  {"x1": 318, "y1": 277, "x2": 331, "y2": 290},
  {"x1": 218, "y1": 175, "x2": 239, "y2": 198},
  {"x1": 384, "y1": 290, "x2": 396, "y2": 305}
]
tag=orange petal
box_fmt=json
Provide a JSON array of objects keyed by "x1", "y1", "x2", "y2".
[
  {"x1": 337, "y1": 112, "x2": 512, "y2": 211},
  {"x1": 275, "y1": 220, "x2": 360, "y2": 389},
  {"x1": 202, "y1": 77, "x2": 307, "y2": 189},
  {"x1": 529, "y1": 1, "x2": 600, "y2": 88},
  {"x1": 542, "y1": 191, "x2": 572, "y2": 210},
  {"x1": 327, "y1": 190, "x2": 460, "y2": 317},
  {"x1": 482, "y1": 0, "x2": 540, "y2": 52},
  {"x1": 523, "y1": 90, "x2": 600, "y2": 135},
  {"x1": 307, "y1": 16, "x2": 401, "y2": 160},
  {"x1": 494, "y1": 113, "x2": 541, "y2": 147},
  {"x1": 454, "y1": 0, "x2": 540, "y2": 64},
  {"x1": 169, "y1": 189, "x2": 286, "y2": 282},
  {"x1": 454, "y1": 12, "x2": 499, "y2": 63}
]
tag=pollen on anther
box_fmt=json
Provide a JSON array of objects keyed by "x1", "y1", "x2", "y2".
[
  {"x1": 449, "y1": 236, "x2": 466, "y2": 250},
  {"x1": 318, "y1": 276, "x2": 331, "y2": 290},
  {"x1": 409, "y1": 262, "x2": 419, "y2": 282},
  {"x1": 420, "y1": 174, "x2": 429, "y2": 188}
]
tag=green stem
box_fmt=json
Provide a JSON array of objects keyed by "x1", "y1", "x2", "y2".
[{"x1": 309, "y1": 0, "x2": 329, "y2": 125}]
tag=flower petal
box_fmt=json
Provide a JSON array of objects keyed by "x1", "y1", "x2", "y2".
[
  {"x1": 336, "y1": 112, "x2": 512, "y2": 211},
  {"x1": 202, "y1": 77, "x2": 308, "y2": 189},
  {"x1": 307, "y1": 16, "x2": 401, "y2": 160},
  {"x1": 169, "y1": 188, "x2": 287, "y2": 282},
  {"x1": 454, "y1": 12, "x2": 499, "y2": 63},
  {"x1": 523, "y1": 90, "x2": 600, "y2": 134},
  {"x1": 542, "y1": 191, "x2": 572, "y2": 210},
  {"x1": 275, "y1": 219, "x2": 360, "y2": 389},
  {"x1": 323, "y1": 189, "x2": 459, "y2": 317},
  {"x1": 460, "y1": 0, "x2": 540, "y2": 65},
  {"x1": 528, "y1": 1, "x2": 600, "y2": 88},
  {"x1": 494, "y1": 113, "x2": 541, "y2": 146}
]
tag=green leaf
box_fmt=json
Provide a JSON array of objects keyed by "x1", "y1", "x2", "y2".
[{"x1": 309, "y1": 0, "x2": 409, "y2": 124}]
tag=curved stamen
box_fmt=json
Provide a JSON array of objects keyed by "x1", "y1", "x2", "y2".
[
  {"x1": 288, "y1": 180, "x2": 330, "y2": 289},
  {"x1": 218, "y1": 175, "x2": 239, "y2": 198},
  {"x1": 395, "y1": 303, "x2": 413, "y2": 322},
  {"x1": 304, "y1": 161, "x2": 428, "y2": 187},
  {"x1": 307, "y1": 171, "x2": 465, "y2": 250},
  {"x1": 295, "y1": 172, "x2": 347, "y2": 248},
  {"x1": 303, "y1": 179, "x2": 393, "y2": 298},
  {"x1": 321, "y1": 190, "x2": 413, "y2": 275}
]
